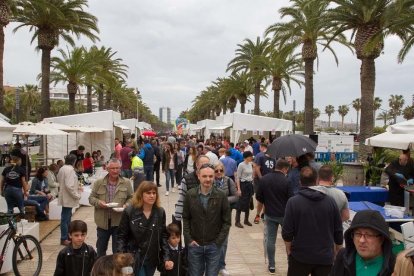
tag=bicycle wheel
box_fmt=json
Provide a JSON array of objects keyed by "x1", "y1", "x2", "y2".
[{"x1": 12, "y1": 235, "x2": 42, "y2": 276}]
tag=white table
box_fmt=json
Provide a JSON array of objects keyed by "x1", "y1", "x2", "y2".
[
  {"x1": 0, "y1": 222, "x2": 39, "y2": 274},
  {"x1": 49, "y1": 198, "x2": 77, "y2": 220},
  {"x1": 79, "y1": 185, "x2": 92, "y2": 206}
]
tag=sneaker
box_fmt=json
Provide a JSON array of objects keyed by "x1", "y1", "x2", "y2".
[
  {"x1": 219, "y1": 268, "x2": 230, "y2": 276},
  {"x1": 244, "y1": 221, "x2": 253, "y2": 226},
  {"x1": 60, "y1": 240, "x2": 71, "y2": 246},
  {"x1": 165, "y1": 191, "x2": 169, "y2": 196},
  {"x1": 172, "y1": 187, "x2": 176, "y2": 193},
  {"x1": 254, "y1": 215, "x2": 260, "y2": 224},
  {"x1": 268, "y1": 267, "x2": 275, "y2": 275}
]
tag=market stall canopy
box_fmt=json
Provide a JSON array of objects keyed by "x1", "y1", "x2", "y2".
[
  {"x1": 366, "y1": 132, "x2": 414, "y2": 150},
  {"x1": 387, "y1": 119, "x2": 414, "y2": 134},
  {"x1": 0, "y1": 118, "x2": 15, "y2": 130},
  {"x1": 12, "y1": 122, "x2": 68, "y2": 136},
  {"x1": 208, "y1": 124, "x2": 232, "y2": 131},
  {"x1": 39, "y1": 121, "x2": 79, "y2": 132},
  {"x1": 114, "y1": 121, "x2": 131, "y2": 131},
  {"x1": 70, "y1": 125, "x2": 109, "y2": 133}
]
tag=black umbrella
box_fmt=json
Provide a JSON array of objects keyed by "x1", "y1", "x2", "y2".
[{"x1": 267, "y1": 134, "x2": 317, "y2": 159}]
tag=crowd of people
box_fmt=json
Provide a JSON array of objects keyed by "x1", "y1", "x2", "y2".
[{"x1": 2, "y1": 134, "x2": 414, "y2": 276}]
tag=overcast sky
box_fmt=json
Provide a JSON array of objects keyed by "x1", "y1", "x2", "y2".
[{"x1": 4, "y1": 0, "x2": 414, "y2": 124}]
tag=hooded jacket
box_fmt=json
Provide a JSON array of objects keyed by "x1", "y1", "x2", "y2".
[
  {"x1": 329, "y1": 210, "x2": 396, "y2": 276},
  {"x1": 282, "y1": 187, "x2": 343, "y2": 265}
]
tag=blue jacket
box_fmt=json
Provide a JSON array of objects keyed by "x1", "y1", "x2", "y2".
[
  {"x1": 229, "y1": 148, "x2": 243, "y2": 164},
  {"x1": 138, "y1": 143, "x2": 152, "y2": 159}
]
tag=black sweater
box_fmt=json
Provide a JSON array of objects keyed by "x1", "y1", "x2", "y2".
[
  {"x1": 255, "y1": 171, "x2": 293, "y2": 218},
  {"x1": 282, "y1": 187, "x2": 343, "y2": 265}
]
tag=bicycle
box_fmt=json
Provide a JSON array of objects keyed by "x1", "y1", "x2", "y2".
[{"x1": 0, "y1": 213, "x2": 42, "y2": 276}]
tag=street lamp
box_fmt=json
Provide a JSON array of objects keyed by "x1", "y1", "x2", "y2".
[{"x1": 136, "y1": 88, "x2": 140, "y2": 122}]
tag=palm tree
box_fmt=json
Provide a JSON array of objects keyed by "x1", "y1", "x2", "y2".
[
  {"x1": 338, "y1": 105, "x2": 349, "y2": 129},
  {"x1": 14, "y1": 0, "x2": 99, "y2": 119},
  {"x1": 373, "y1": 97, "x2": 382, "y2": 121},
  {"x1": 20, "y1": 84, "x2": 40, "y2": 121},
  {"x1": 403, "y1": 106, "x2": 414, "y2": 120},
  {"x1": 0, "y1": 0, "x2": 15, "y2": 113},
  {"x1": 313, "y1": 108, "x2": 320, "y2": 126},
  {"x1": 388, "y1": 94, "x2": 405, "y2": 124},
  {"x1": 325, "y1": 105, "x2": 335, "y2": 127},
  {"x1": 376, "y1": 110, "x2": 390, "y2": 127},
  {"x1": 50, "y1": 47, "x2": 92, "y2": 114},
  {"x1": 352, "y1": 98, "x2": 361, "y2": 132},
  {"x1": 265, "y1": 44, "x2": 304, "y2": 118},
  {"x1": 88, "y1": 46, "x2": 128, "y2": 111},
  {"x1": 227, "y1": 36, "x2": 271, "y2": 115},
  {"x1": 226, "y1": 72, "x2": 254, "y2": 113},
  {"x1": 326, "y1": 0, "x2": 411, "y2": 156},
  {"x1": 266, "y1": 0, "x2": 349, "y2": 134}
]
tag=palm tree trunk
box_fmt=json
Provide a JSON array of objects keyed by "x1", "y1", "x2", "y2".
[
  {"x1": 254, "y1": 80, "x2": 260, "y2": 115},
  {"x1": 0, "y1": 26, "x2": 4, "y2": 113},
  {"x1": 304, "y1": 59, "x2": 314, "y2": 135},
  {"x1": 68, "y1": 92, "x2": 76, "y2": 115},
  {"x1": 105, "y1": 90, "x2": 112, "y2": 110},
  {"x1": 273, "y1": 89, "x2": 280, "y2": 118},
  {"x1": 328, "y1": 115, "x2": 331, "y2": 128},
  {"x1": 98, "y1": 83, "x2": 104, "y2": 111},
  {"x1": 342, "y1": 117, "x2": 344, "y2": 129},
  {"x1": 359, "y1": 58, "x2": 375, "y2": 158},
  {"x1": 41, "y1": 49, "x2": 51, "y2": 119},
  {"x1": 240, "y1": 102, "x2": 245, "y2": 113},
  {"x1": 356, "y1": 110, "x2": 359, "y2": 132},
  {"x1": 86, "y1": 85, "x2": 92, "y2": 112}
]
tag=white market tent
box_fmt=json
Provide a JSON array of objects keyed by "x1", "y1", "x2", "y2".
[
  {"x1": 366, "y1": 119, "x2": 414, "y2": 149},
  {"x1": 119, "y1": 119, "x2": 152, "y2": 136},
  {"x1": 0, "y1": 118, "x2": 15, "y2": 144},
  {"x1": 206, "y1": 112, "x2": 292, "y2": 142},
  {"x1": 43, "y1": 110, "x2": 121, "y2": 160}
]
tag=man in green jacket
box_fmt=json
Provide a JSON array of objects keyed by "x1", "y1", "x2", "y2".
[
  {"x1": 182, "y1": 163, "x2": 231, "y2": 276},
  {"x1": 89, "y1": 158, "x2": 133, "y2": 257}
]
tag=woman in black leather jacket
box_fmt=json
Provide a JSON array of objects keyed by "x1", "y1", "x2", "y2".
[{"x1": 117, "y1": 181, "x2": 169, "y2": 276}]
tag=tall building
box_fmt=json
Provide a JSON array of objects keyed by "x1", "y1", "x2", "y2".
[{"x1": 159, "y1": 107, "x2": 171, "y2": 124}]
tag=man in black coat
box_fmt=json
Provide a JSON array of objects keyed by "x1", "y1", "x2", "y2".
[
  {"x1": 282, "y1": 166, "x2": 343, "y2": 276},
  {"x1": 256, "y1": 159, "x2": 293, "y2": 275},
  {"x1": 385, "y1": 153, "x2": 414, "y2": 207}
]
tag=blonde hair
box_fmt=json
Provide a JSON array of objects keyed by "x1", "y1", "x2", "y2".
[
  {"x1": 131, "y1": 181, "x2": 160, "y2": 208},
  {"x1": 393, "y1": 249, "x2": 414, "y2": 276}
]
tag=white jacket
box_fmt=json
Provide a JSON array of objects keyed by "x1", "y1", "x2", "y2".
[{"x1": 57, "y1": 165, "x2": 80, "y2": 208}]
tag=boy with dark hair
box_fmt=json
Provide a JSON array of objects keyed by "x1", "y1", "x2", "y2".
[
  {"x1": 162, "y1": 223, "x2": 187, "y2": 276},
  {"x1": 54, "y1": 220, "x2": 97, "y2": 276}
]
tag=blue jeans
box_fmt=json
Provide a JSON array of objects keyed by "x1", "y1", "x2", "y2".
[
  {"x1": 61, "y1": 207, "x2": 72, "y2": 241},
  {"x1": 28, "y1": 195, "x2": 48, "y2": 213},
  {"x1": 136, "y1": 263, "x2": 156, "y2": 276},
  {"x1": 165, "y1": 169, "x2": 175, "y2": 191},
  {"x1": 24, "y1": 199, "x2": 43, "y2": 216},
  {"x1": 122, "y1": 169, "x2": 132, "y2": 178},
  {"x1": 265, "y1": 215, "x2": 284, "y2": 268},
  {"x1": 219, "y1": 234, "x2": 229, "y2": 270},
  {"x1": 4, "y1": 186, "x2": 24, "y2": 214},
  {"x1": 188, "y1": 243, "x2": 220, "y2": 276},
  {"x1": 144, "y1": 166, "x2": 154, "y2": 181},
  {"x1": 96, "y1": 226, "x2": 119, "y2": 257}
]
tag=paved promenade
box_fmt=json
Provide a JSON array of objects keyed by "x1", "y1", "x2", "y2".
[{"x1": 37, "y1": 181, "x2": 289, "y2": 276}]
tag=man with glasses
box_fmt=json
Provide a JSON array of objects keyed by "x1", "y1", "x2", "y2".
[
  {"x1": 331, "y1": 210, "x2": 395, "y2": 276},
  {"x1": 89, "y1": 158, "x2": 133, "y2": 257},
  {"x1": 182, "y1": 163, "x2": 231, "y2": 276}
]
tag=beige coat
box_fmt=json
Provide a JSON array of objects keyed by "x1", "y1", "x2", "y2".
[
  {"x1": 57, "y1": 165, "x2": 80, "y2": 208},
  {"x1": 88, "y1": 175, "x2": 133, "y2": 230}
]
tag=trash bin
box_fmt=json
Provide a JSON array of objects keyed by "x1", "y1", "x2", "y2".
[{"x1": 342, "y1": 162, "x2": 365, "y2": 186}]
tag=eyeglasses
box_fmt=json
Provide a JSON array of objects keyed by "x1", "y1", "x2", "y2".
[
  {"x1": 352, "y1": 232, "x2": 381, "y2": 241},
  {"x1": 215, "y1": 169, "x2": 224, "y2": 173},
  {"x1": 198, "y1": 163, "x2": 214, "y2": 170}
]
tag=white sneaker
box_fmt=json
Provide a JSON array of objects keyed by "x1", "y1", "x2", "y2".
[
  {"x1": 219, "y1": 268, "x2": 230, "y2": 276},
  {"x1": 165, "y1": 191, "x2": 169, "y2": 196},
  {"x1": 172, "y1": 187, "x2": 176, "y2": 193}
]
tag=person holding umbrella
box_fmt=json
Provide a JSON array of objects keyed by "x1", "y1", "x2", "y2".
[{"x1": 235, "y1": 151, "x2": 254, "y2": 228}]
